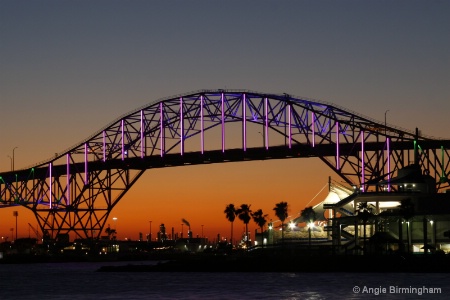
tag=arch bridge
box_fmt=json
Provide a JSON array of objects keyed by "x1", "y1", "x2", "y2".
[{"x1": 1, "y1": 90, "x2": 449, "y2": 239}]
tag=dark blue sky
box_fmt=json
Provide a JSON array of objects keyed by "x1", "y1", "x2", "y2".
[{"x1": 2, "y1": 1, "x2": 449, "y2": 169}]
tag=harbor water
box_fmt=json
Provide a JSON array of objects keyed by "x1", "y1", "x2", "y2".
[{"x1": 0, "y1": 261, "x2": 448, "y2": 299}]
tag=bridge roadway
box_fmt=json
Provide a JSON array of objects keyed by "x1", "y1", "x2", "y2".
[{"x1": 2, "y1": 139, "x2": 449, "y2": 184}]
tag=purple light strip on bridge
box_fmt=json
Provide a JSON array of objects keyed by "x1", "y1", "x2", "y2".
[
  {"x1": 180, "y1": 97, "x2": 184, "y2": 156},
  {"x1": 361, "y1": 131, "x2": 365, "y2": 192},
  {"x1": 66, "y1": 153, "x2": 70, "y2": 206},
  {"x1": 85, "y1": 143, "x2": 89, "y2": 185},
  {"x1": 288, "y1": 104, "x2": 292, "y2": 149},
  {"x1": 221, "y1": 93, "x2": 225, "y2": 153},
  {"x1": 49, "y1": 162, "x2": 52, "y2": 209},
  {"x1": 140, "y1": 110, "x2": 144, "y2": 158},
  {"x1": 243, "y1": 94, "x2": 246, "y2": 151},
  {"x1": 264, "y1": 97, "x2": 269, "y2": 150},
  {"x1": 201, "y1": 95, "x2": 204, "y2": 154},
  {"x1": 121, "y1": 120, "x2": 125, "y2": 160},
  {"x1": 387, "y1": 137, "x2": 391, "y2": 191},
  {"x1": 160, "y1": 102, "x2": 164, "y2": 157},
  {"x1": 336, "y1": 121, "x2": 340, "y2": 170},
  {"x1": 311, "y1": 111, "x2": 315, "y2": 147}
]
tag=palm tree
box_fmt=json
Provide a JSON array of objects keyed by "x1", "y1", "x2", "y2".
[
  {"x1": 273, "y1": 202, "x2": 288, "y2": 242},
  {"x1": 224, "y1": 204, "x2": 237, "y2": 246},
  {"x1": 357, "y1": 202, "x2": 373, "y2": 255},
  {"x1": 300, "y1": 206, "x2": 317, "y2": 250},
  {"x1": 252, "y1": 209, "x2": 268, "y2": 247},
  {"x1": 236, "y1": 204, "x2": 252, "y2": 248},
  {"x1": 104, "y1": 224, "x2": 117, "y2": 240}
]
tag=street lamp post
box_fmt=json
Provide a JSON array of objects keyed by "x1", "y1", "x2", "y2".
[
  {"x1": 384, "y1": 110, "x2": 389, "y2": 136},
  {"x1": 181, "y1": 224, "x2": 184, "y2": 239},
  {"x1": 13, "y1": 211, "x2": 18, "y2": 241},
  {"x1": 7, "y1": 155, "x2": 12, "y2": 171},
  {"x1": 149, "y1": 220, "x2": 152, "y2": 242},
  {"x1": 12, "y1": 146, "x2": 18, "y2": 171},
  {"x1": 112, "y1": 217, "x2": 117, "y2": 239}
]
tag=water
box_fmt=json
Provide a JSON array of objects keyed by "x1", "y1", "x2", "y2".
[{"x1": 0, "y1": 261, "x2": 448, "y2": 299}]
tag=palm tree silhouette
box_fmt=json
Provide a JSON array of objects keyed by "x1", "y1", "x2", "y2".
[
  {"x1": 301, "y1": 206, "x2": 317, "y2": 251},
  {"x1": 236, "y1": 204, "x2": 252, "y2": 248},
  {"x1": 224, "y1": 204, "x2": 237, "y2": 246},
  {"x1": 252, "y1": 209, "x2": 268, "y2": 247},
  {"x1": 104, "y1": 224, "x2": 117, "y2": 240},
  {"x1": 273, "y1": 202, "x2": 288, "y2": 243}
]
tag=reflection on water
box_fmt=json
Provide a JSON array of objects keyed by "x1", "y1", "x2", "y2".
[{"x1": 0, "y1": 261, "x2": 448, "y2": 299}]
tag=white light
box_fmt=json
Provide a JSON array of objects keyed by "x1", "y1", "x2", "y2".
[
  {"x1": 289, "y1": 222, "x2": 295, "y2": 229},
  {"x1": 307, "y1": 222, "x2": 315, "y2": 229}
]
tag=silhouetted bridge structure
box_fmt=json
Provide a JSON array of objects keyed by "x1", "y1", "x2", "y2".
[{"x1": 1, "y1": 90, "x2": 449, "y2": 240}]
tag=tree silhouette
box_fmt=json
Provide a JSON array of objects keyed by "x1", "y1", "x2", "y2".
[
  {"x1": 224, "y1": 204, "x2": 237, "y2": 246},
  {"x1": 252, "y1": 209, "x2": 268, "y2": 247},
  {"x1": 236, "y1": 204, "x2": 252, "y2": 248},
  {"x1": 301, "y1": 206, "x2": 317, "y2": 250},
  {"x1": 273, "y1": 202, "x2": 288, "y2": 242},
  {"x1": 104, "y1": 224, "x2": 117, "y2": 240}
]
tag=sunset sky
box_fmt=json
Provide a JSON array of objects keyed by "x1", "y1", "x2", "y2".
[{"x1": 1, "y1": 0, "x2": 449, "y2": 242}]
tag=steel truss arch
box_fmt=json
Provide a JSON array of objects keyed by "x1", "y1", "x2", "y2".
[{"x1": 1, "y1": 90, "x2": 449, "y2": 240}]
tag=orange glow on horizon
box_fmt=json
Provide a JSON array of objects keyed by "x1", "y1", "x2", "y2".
[{"x1": 0, "y1": 158, "x2": 332, "y2": 242}]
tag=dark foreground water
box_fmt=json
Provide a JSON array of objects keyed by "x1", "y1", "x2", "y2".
[{"x1": 0, "y1": 261, "x2": 448, "y2": 299}]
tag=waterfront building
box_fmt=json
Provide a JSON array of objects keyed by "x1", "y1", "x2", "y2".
[{"x1": 265, "y1": 165, "x2": 450, "y2": 255}]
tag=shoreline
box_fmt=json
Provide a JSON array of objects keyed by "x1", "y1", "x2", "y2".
[
  {"x1": 3, "y1": 248, "x2": 450, "y2": 273},
  {"x1": 96, "y1": 251, "x2": 450, "y2": 273}
]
